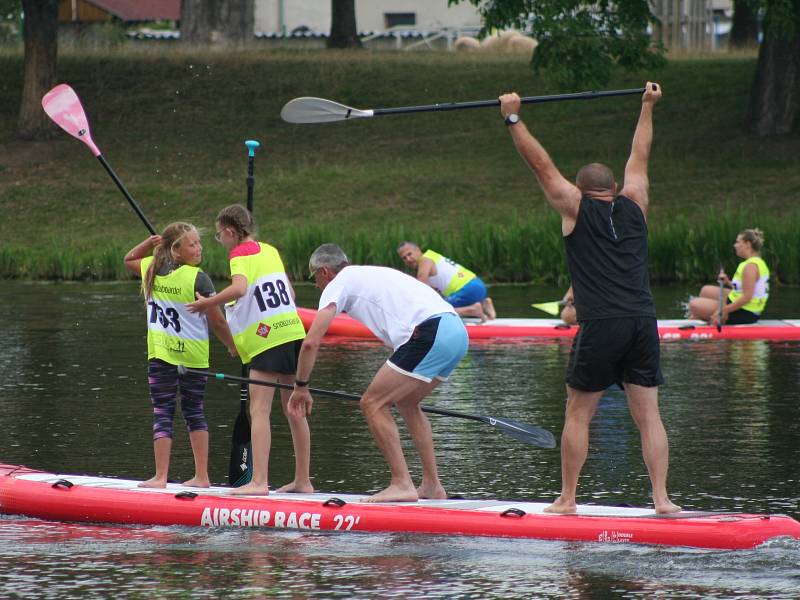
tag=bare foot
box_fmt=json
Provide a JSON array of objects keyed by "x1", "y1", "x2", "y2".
[
  {"x1": 276, "y1": 479, "x2": 315, "y2": 493},
  {"x1": 182, "y1": 476, "x2": 210, "y2": 488},
  {"x1": 482, "y1": 297, "x2": 496, "y2": 320},
  {"x1": 655, "y1": 499, "x2": 682, "y2": 514},
  {"x1": 543, "y1": 496, "x2": 577, "y2": 514},
  {"x1": 362, "y1": 483, "x2": 419, "y2": 503},
  {"x1": 417, "y1": 482, "x2": 447, "y2": 500},
  {"x1": 229, "y1": 481, "x2": 269, "y2": 496},
  {"x1": 137, "y1": 476, "x2": 167, "y2": 489},
  {"x1": 457, "y1": 302, "x2": 485, "y2": 321}
]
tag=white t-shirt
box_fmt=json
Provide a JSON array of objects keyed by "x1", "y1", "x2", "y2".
[{"x1": 318, "y1": 265, "x2": 456, "y2": 349}]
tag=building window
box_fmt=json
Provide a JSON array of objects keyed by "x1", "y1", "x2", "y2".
[{"x1": 384, "y1": 13, "x2": 416, "y2": 28}]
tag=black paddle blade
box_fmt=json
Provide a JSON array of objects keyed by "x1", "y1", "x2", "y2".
[
  {"x1": 228, "y1": 402, "x2": 252, "y2": 487},
  {"x1": 486, "y1": 416, "x2": 557, "y2": 449}
]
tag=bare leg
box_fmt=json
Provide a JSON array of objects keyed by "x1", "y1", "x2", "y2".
[
  {"x1": 395, "y1": 380, "x2": 445, "y2": 499},
  {"x1": 544, "y1": 387, "x2": 603, "y2": 514},
  {"x1": 626, "y1": 384, "x2": 681, "y2": 514},
  {"x1": 139, "y1": 437, "x2": 171, "y2": 488},
  {"x1": 688, "y1": 297, "x2": 724, "y2": 321},
  {"x1": 360, "y1": 364, "x2": 441, "y2": 503},
  {"x1": 230, "y1": 368, "x2": 275, "y2": 495},
  {"x1": 455, "y1": 302, "x2": 486, "y2": 321},
  {"x1": 183, "y1": 430, "x2": 210, "y2": 488},
  {"x1": 481, "y1": 297, "x2": 497, "y2": 320},
  {"x1": 276, "y1": 374, "x2": 314, "y2": 493}
]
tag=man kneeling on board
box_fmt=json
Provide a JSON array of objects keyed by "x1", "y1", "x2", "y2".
[
  {"x1": 397, "y1": 241, "x2": 496, "y2": 321},
  {"x1": 288, "y1": 243, "x2": 469, "y2": 503}
]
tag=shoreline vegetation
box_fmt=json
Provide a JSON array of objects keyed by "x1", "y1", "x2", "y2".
[{"x1": 1, "y1": 48, "x2": 798, "y2": 283}]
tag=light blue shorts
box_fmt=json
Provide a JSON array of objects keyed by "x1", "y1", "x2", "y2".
[
  {"x1": 387, "y1": 312, "x2": 469, "y2": 382},
  {"x1": 445, "y1": 278, "x2": 487, "y2": 308}
]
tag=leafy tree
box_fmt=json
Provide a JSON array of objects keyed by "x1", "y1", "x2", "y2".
[
  {"x1": 328, "y1": 0, "x2": 361, "y2": 48},
  {"x1": 746, "y1": 0, "x2": 800, "y2": 135},
  {"x1": 730, "y1": 0, "x2": 760, "y2": 47},
  {"x1": 449, "y1": 0, "x2": 665, "y2": 88},
  {"x1": 17, "y1": 0, "x2": 58, "y2": 139},
  {"x1": 453, "y1": 0, "x2": 799, "y2": 135}
]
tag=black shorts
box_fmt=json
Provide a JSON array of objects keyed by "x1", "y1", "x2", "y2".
[
  {"x1": 725, "y1": 299, "x2": 759, "y2": 325},
  {"x1": 566, "y1": 317, "x2": 664, "y2": 392},
  {"x1": 248, "y1": 339, "x2": 302, "y2": 375}
]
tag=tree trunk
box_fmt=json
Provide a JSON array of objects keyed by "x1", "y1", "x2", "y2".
[
  {"x1": 17, "y1": 0, "x2": 59, "y2": 140},
  {"x1": 745, "y1": 14, "x2": 800, "y2": 135},
  {"x1": 181, "y1": 0, "x2": 215, "y2": 45},
  {"x1": 217, "y1": 0, "x2": 255, "y2": 46},
  {"x1": 730, "y1": 0, "x2": 760, "y2": 47},
  {"x1": 328, "y1": 0, "x2": 361, "y2": 49}
]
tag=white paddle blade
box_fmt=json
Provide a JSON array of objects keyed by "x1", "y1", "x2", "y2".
[
  {"x1": 280, "y1": 97, "x2": 374, "y2": 124},
  {"x1": 42, "y1": 84, "x2": 101, "y2": 157}
]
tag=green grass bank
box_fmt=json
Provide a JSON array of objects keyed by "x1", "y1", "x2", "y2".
[{"x1": 1, "y1": 48, "x2": 798, "y2": 283}]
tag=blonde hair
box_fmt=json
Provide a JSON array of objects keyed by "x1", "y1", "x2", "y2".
[
  {"x1": 216, "y1": 204, "x2": 256, "y2": 245},
  {"x1": 142, "y1": 222, "x2": 198, "y2": 299},
  {"x1": 739, "y1": 228, "x2": 765, "y2": 252}
]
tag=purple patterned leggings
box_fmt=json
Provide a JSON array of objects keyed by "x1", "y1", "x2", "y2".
[{"x1": 147, "y1": 359, "x2": 208, "y2": 440}]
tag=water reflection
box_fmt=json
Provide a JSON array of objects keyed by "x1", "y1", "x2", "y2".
[{"x1": 2, "y1": 282, "x2": 800, "y2": 597}]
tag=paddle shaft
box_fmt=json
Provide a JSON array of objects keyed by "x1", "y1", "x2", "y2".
[
  {"x1": 97, "y1": 155, "x2": 156, "y2": 235},
  {"x1": 189, "y1": 368, "x2": 510, "y2": 427},
  {"x1": 373, "y1": 87, "x2": 646, "y2": 117}
]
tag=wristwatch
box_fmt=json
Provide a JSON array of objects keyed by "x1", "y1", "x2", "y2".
[
  {"x1": 294, "y1": 380, "x2": 309, "y2": 387},
  {"x1": 504, "y1": 113, "x2": 520, "y2": 126}
]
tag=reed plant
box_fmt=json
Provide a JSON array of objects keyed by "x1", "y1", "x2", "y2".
[{"x1": 3, "y1": 212, "x2": 795, "y2": 285}]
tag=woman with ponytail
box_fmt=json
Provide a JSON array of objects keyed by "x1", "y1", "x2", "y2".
[
  {"x1": 125, "y1": 222, "x2": 236, "y2": 488},
  {"x1": 689, "y1": 228, "x2": 770, "y2": 325},
  {"x1": 187, "y1": 205, "x2": 312, "y2": 496}
]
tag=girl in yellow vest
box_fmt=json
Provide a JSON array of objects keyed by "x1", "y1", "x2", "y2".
[
  {"x1": 124, "y1": 222, "x2": 237, "y2": 489},
  {"x1": 688, "y1": 228, "x2": 770, "y2": 325},
  {"x1": 187, "y1": 205, "x2": 311, "y2": 496}
]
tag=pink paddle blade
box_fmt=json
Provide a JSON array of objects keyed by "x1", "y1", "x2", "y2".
[{"x1": 42, "y1": 84, "x2": 101, "y2": 157}]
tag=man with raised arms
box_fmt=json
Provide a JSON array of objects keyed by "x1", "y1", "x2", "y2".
[
  {"x1": 498, "y1": 83, "x2": 680, "y2": 514},
  {"x1": 288, "y1": 243, "x2": 469, "y2": 503},
  {"x1": 397, "y1": 242, "x2": 496, "y2": 321}
]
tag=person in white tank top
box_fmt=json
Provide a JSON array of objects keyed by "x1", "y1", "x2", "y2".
[
  {"x1": 397, "y1": 241, "x2": 496, "y2": 321},
  {"x1": 288, "y1": 244, "x2": 469, "y2": 504}
]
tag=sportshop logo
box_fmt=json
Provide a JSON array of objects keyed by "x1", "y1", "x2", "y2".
[
  {"x1": 256, "y1": 323, "x2": 271, "y2": 338},
  {"x1": 271, "y1": 317, "x2": 301, "y2": 329},
  {"x1": 153, "y1": 284, "x2": 182, "y2": 295}
]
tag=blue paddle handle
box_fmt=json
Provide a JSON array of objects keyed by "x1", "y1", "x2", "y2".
[{"x1": 245, "y1": 140, "x2": 260, "y2": 157}]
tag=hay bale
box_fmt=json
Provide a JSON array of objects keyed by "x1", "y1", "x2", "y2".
[
  {"x1": 510, "y1": 35, "x2": 537, "y2": 56},
  {"x1": 454, "y1": 36, "x2": 481, "y2": 52}
]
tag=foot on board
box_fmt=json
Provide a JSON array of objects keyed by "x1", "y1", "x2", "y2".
[
  {"x1": 229, "y1": 482, "x2": 270, "y2": 496},
  {"x1": 417, "y1": 482, "x2": 447, "y2": 500},
  {"x1": 655, "y1": 499, "x2": 682, "y2": 515},
  {"x1": 182, "y1": 476, "x2": 210, "y2": 488},
  {"x1": 276, "y1": 479, "x2": 315, "y2": 493},
  {"x1": 543, "y1": 496, "x2": 577, "y2": 514},
  {"x1": 482, "y1": 297, "x2": 497, "y2": 321},
  {"x1": 137, "y1": 477, "x2": 167, "y2": 489},
  {"x1": 362, "y1": 483, "x2": 419, "y2": 503}
]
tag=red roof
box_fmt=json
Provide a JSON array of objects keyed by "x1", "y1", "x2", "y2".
[{"x1": 87, "y1": 0, "x2": 180, "y2": 21}]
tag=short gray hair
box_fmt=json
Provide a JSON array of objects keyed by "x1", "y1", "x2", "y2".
[{"x1": 309, "y1": 243, "x2": 349, "y2": 274}]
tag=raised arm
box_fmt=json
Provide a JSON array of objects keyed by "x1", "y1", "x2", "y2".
[
  {"x1": 619, "y1": 82, "x2": 662, "y2": 214},
  {"x1": 123, "y1": 235, "x2": 161, "y2": 276},
  {"x1": 415, "y1": 256, "x2": 435, "y2": 284},
  {"x1": 499, "y1": 92, "x2": 580, "y2": 228}
]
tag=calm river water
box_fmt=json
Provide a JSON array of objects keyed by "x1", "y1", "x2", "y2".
[{"x1": 1, "y1": 280, "x2": 799, "y2": 598}]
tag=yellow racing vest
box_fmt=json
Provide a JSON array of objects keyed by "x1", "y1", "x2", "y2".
[
  {"x1": 422, "y1": 250, "x2": 476, "y2": 297},
  {"x1": 729, "y1": 256, "x2": 770, "y2": 315},
  {"x1": 141, "y1": 257, "x2": 210, "y2": 368},
  {"x1": 226, "y1": 242, "x2": 306, "y2": 364}
]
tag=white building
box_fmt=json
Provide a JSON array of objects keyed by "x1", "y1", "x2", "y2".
[{"x1": 255, "y1": 0, "x2": 482, "y2": 35}]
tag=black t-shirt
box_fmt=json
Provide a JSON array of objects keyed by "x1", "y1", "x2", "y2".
[{"x1": 564, "y1": 195, "x2": 656, "y2": 320}]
